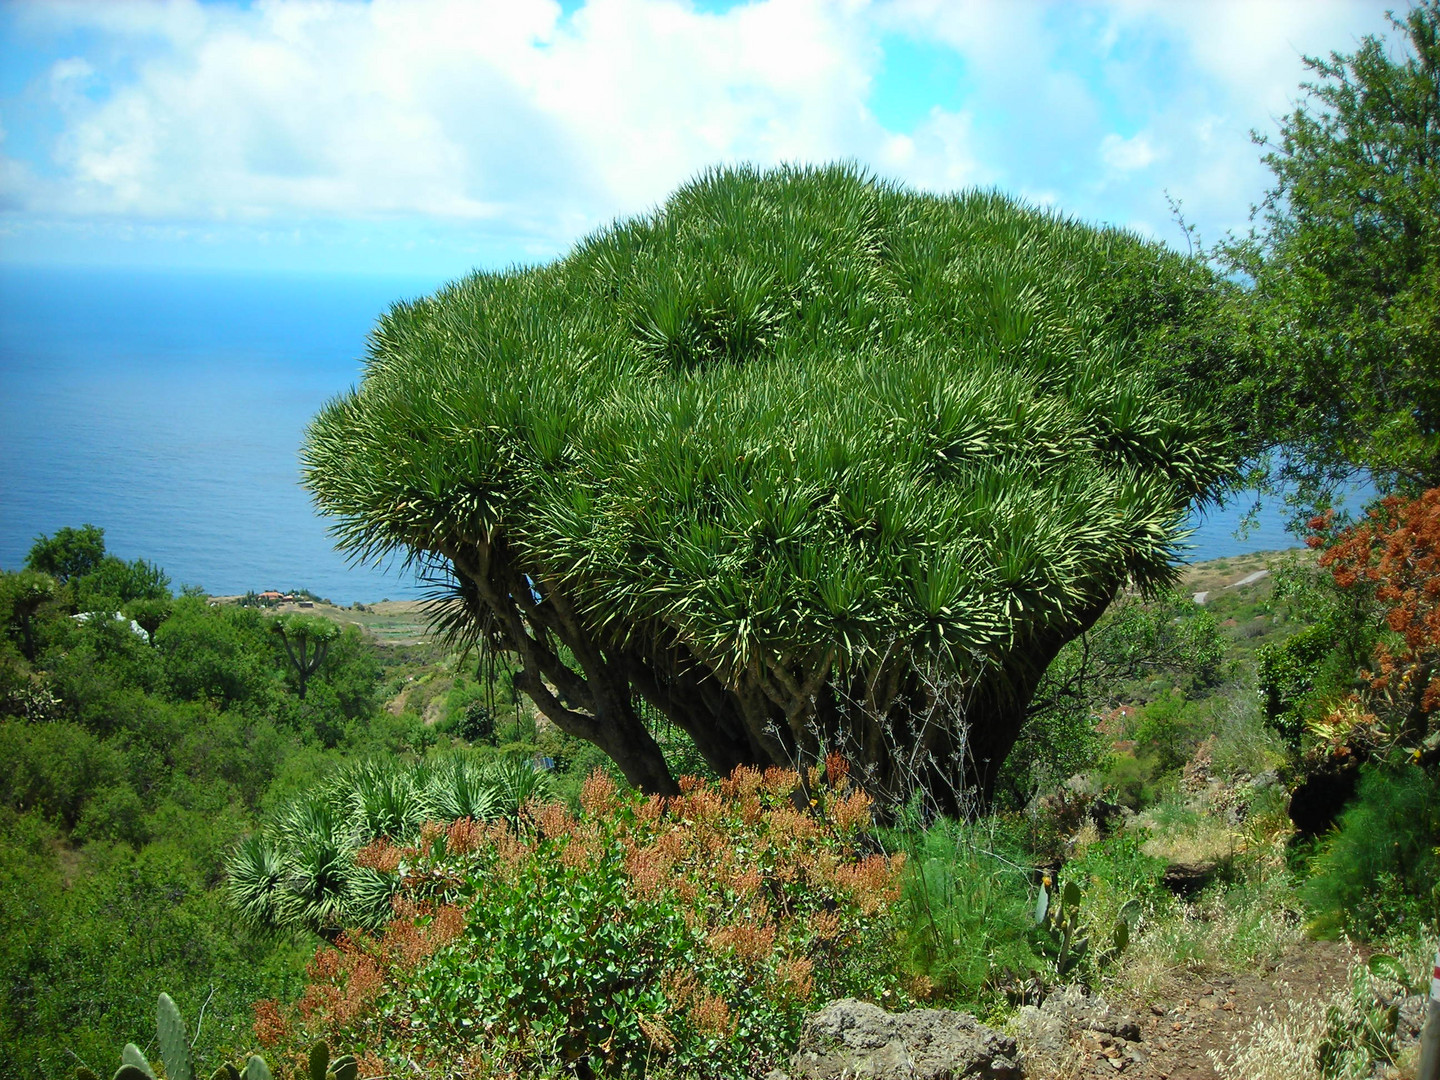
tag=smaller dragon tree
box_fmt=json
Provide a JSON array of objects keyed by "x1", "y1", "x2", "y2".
[
  {"x1": 303, "y1": 164, "x2": 1239, "y2": 813},
  {"x1": 270, "y1": 613, "x2": 339, "y2": 700}
]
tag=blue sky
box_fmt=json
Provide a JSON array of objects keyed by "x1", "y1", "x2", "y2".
[{"x1": 0, "y1": 0, "x2": 1401, "y2": 278}]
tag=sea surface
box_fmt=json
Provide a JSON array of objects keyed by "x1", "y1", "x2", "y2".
[{"x1": 0, "y1": 266, "x2": 1344, "y2": 605}]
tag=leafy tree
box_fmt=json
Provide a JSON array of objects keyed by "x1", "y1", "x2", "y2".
[
  {"x1": 270, "y1": 614, "x2": 339, "y2": 701},
  {"x1": 25, "y1": 524, "x2": 172, "y2": 609},
  {"x1": 155, "y1": 600, "x2": 276, "y2": 708},
  {"x1": 1226, "y1": 1, "x2": 1440, "y2": 503},
  {"x1": 0, "y1": 570, "x2": 57, "y2": 662},
  {"x1": 303, "y1": 164, "x2": 1237, "y2": 810},
  {"x1": 123, "y1": 596, "x2": 173, "y2": 642},
  {"x1": 315, "y1": 624, "x2": 381, "y2": 720},
  {"x1": 1002, "y1": 591, "x2": 1225, "y2": 801},
  {"x1": 25, "y1": 524, "x2": 106, "y2": 582},
  {"x1": 72, "y1": 555, "x2": 172, "y2": 609}
]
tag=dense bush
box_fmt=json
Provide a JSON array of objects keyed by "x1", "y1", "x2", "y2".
[
  {"x1": 888, "y1": 817, "x2": 1044, "y2": 1009},
  {"x1": 0, "y1": 810, "x2": 312, "y2": 1077},
  {"x1": 0, "y1": 530, "x2": 417, "y2": 1074},
  {"x1": 228, "y1": 755, "x2": 556, "y2": 936},
  {"x1": 253, "y1": 762, "x2": 905, "y2": 1078},
  {"x1": 1002, "y1": 591, "x2": 1225, "y2": 805},
  {"x1": 1303, "y1": 763, "x2": 1440, "y2": 938}
]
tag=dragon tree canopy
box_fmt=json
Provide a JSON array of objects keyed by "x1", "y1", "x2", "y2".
[{"x1": 303, "y1": 163, "x2": 1236, "y2": 811}]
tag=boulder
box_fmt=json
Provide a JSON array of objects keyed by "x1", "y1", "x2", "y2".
[
  {"x1": 790, "y1": 998, "x2": 1022, "y2": 1080},
  {"x1": 1013, "y1": 985, "x2": 1141, "y2": 1069}
]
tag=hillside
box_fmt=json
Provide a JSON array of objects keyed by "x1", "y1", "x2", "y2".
[{"x1": 2, "y1": 539, "x2": 1436, "y2": 1079}]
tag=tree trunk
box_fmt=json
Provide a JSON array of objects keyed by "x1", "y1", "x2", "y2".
[{"x1": 451, "y1": 535, "x2": 1118, "y2": 811}]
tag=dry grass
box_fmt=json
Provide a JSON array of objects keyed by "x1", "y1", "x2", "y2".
[
  {"x1": 1210, "y1": 988, "x2": 1333, "y2": 1080},
  {"x1": 1210, "y1": 950, "x2": 1418, "y2": 1080},
  {"x1": 1179, "y1": 548, "x2": 1301, "y2": 596},
  {"x1": 1138, "y1": 812, "x2": 1241, "y2": 867}
]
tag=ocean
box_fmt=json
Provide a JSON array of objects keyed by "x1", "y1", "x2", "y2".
[{"x1": 1, "y1": 266, "x2": 1322, "y2": 605}]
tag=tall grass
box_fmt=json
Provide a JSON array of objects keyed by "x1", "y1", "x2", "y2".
[{"x1": 888, "y1": 817, "x2": 1044, "y2": 1009}]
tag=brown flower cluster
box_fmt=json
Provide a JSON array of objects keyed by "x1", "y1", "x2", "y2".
[
  {"x1": 707, "y1": 919, "x2": 776, "y2": 966},
  {"x1": 832, "y1": 853, "x2": 907, "y2": 915},
  {"x1": 1314, "y1": 489, "x2": 1440, "y2": 750},
  {"x1": 294, "y1": 935, "x2": 385, "y2": 1035},
  {"x1": 253, "y1": 757, "x2": 904, "y2": 1073},
  {"x1": 773, "y1": 955, "x2": 816, "y2": 1001},
  {"x1": 355, "y1": 839, "x2": 405, "y2": 874},
  {"x1": 253, "y1": 999, "x2": 289, "y2": 1048}
]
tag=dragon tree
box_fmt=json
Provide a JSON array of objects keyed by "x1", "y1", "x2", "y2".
[{"x1": 303, "y1": 164, "x2": 1237, "y2": 811}]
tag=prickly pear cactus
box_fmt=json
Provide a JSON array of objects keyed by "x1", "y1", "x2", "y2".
[
  {"x1": 157, "y1": 992, "x2": 195, "y2": 1080},
  {"x1": 83, "y1": 992, "x2": 352, "y2": 1080}
]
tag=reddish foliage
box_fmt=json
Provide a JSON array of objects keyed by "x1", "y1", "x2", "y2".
[
  {"x1": 1314, "y1": 489, "x2": 1440, "y2": 747},
  {"x1": 258, "y1": 764, "x2": 903, "y2": 1072}
]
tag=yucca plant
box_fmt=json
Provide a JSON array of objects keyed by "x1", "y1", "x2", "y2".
[
  {"x1": 479, "y1": 755, "x2": 554, "y2": 817},
  {"x1": 346, "y1": 760, "x2": 428, "y2": 844},
  {"x1": 303, "y1": 163, "x2": 1240, "y2": 811},
  {"x1": 424, "y1": 756, "x2": 504, "y2": 821},
  {"x1": 227, "y1": 754, "x2": 536, "y2": 934}
]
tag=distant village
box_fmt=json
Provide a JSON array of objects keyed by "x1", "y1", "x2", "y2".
[{"x1": 240, "y1": 589, "x2": 321, "y2": 609}]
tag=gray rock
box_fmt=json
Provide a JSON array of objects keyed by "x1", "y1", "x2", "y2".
[
  {"x1": 1248, "y1": 769, "x2": 1280, "y2": 791},
  {"x1": 1013, "y1": 986, "x2": 1141, "y2": 1066},
  {"x1": 1013, "y1": 1003, "x2": 1067, "y2": 1060},
  {"x1": 1395, "y1": 994, "x2": 1428, "y2": 1047},
  {"x1": 790, "y1": 998, "x2": 1022, "y2": 1080},
  {"x1": 1061, "y1": 988, "x2": 1141, "y2": 1043}
]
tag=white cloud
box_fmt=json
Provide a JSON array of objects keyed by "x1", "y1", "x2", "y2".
[
  {"x1": 6, "y1": 0, "x2": 901, "y2": 246},
  {"x1": 1114, "y1": 0, "x2": 1387, "y2": 118},
  {"x1": 0, "y1": 0, "x2": 1401, "y2": 266},
  {"x1": 1100, "y1": 131, "x2": 1157, "y2": 172}
]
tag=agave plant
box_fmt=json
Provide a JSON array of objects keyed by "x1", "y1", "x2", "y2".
[
  {"x1": 344, "y1": 759, "x2": 428, "y2": 844},
  {"x1": 480, "y1": 755, "x2": 555, "y2": 818},
  {"x1": 302, "y1": 163, "x2": 1239, "y2": 812},
  {"x1": 227, "y1": 753, "x2": 527, "y2": 933},
  {"x1": 227, "y1": 833, "x2": 286, "y2": 929},
  {"x1": 273, "y1": 796, "x2": 354, "y2": 934},
  {"x1": 424, "y1": 755, "x2": 504, "y2": 821}
]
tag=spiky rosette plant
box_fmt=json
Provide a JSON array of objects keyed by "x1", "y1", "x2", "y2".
[
  {"x1": 304, "y1": 164, "x2": 1236, "y2": 810},
  {"x1": 227, "y1": 755, "x2": 551, "y2": 934}
]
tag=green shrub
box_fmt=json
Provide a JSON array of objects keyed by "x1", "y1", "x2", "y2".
[
  {"x1": 255, "y1": 765, "x2": 905, "y2": 1078},
  {"x1": 0, "y1": 719, "x2": 131, "y2": 829},
  {"x1": 0, "y1": 828, "x2": 311, "y2": 1077},
  {"x1": 1206, "y1": 691, "x2": 1287, "y2": 780},
  {"x1": 890, "y1": 817, "x2": 1045, "y2": 1008},
  {"x1": 1095, "y1": 751, "x2": 1159, "y2": 810},
  {"x1": 228, "y1": 754, "x2": 555, "y2": 935},
  {"x1": 1059, "y1": 832, "x2": 1169, "y2": 975},
  {"x1": 1128, "y1": 690, "x2": 1215, "y2": 775},
  {"x1": 1303, "y1": 763, "x2": 1440, "y2": 938}
]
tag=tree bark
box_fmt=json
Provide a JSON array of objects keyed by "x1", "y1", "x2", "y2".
[{"x1": 446, "y1": 533, "x2": 1119, "y2": 811}]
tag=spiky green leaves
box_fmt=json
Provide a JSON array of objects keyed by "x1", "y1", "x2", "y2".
[
  {"x1": 227, "y1": 755, "x2": 552, "y2": 934},
  {"x1": 303, "y1": 165, "x2": 1236, "y2": 803},
  {"x1": 305, "y1": 166, "x2": 1231, "y2": 685}
]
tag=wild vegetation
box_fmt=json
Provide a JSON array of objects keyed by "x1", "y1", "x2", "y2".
[{"x1": 6, "y1": 4, "x2": 1440, "y2": 1078}]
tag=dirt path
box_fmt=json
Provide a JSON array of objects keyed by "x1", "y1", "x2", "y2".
[{"x1": 1054, "y1": 940, "x2": 1358, "y2": 1079}]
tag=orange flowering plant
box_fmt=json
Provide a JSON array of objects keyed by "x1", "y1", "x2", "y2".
[
  {"x1": 251, "y1": 757, "x2": 906, "y2": 1078},
  {"x1": 1308, "y1": 489, "x2": 1440, "y2": 760}
]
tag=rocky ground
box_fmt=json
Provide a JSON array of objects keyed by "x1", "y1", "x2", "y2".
[
  {"x1": 1076, "y1": 941, "x2": 1357, "y2": 1080},
  {"x1": 784, "y1": 938, "x2": 1427, "y2": 1080}
]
